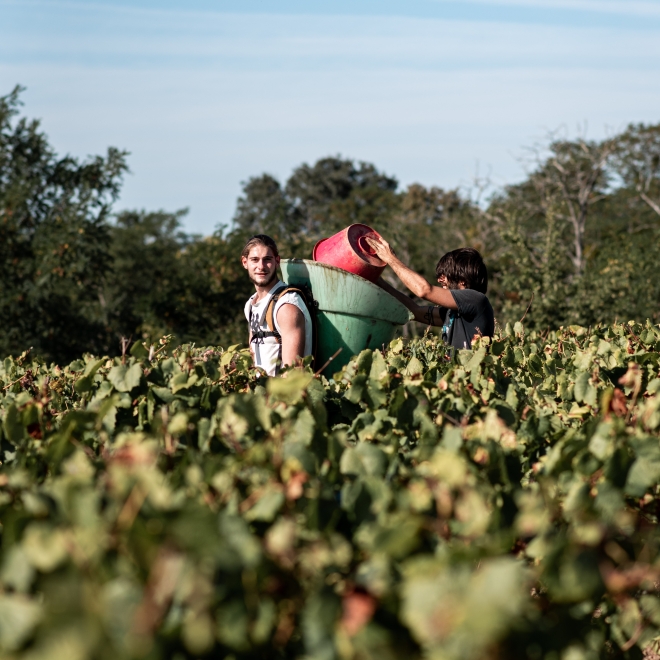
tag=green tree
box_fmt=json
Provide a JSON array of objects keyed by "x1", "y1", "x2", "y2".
[
  {"x1": 611, "y1": 122, "x2": 660, "y2": 219},
  {"x1": 0, "y1": 86, "x2": 128, "y2": 363},
  {"x1": 284, "y1": 156, "x2": 398, "y2": 239},
  {"x1": 231, "y1": 173, "x2": 292, "y2": 241},
  {"x1": 231, "y1": 157, "x2": 399, "y2": 256},
  {"x1": 489, "y1": 128, "x2": 660, "y2": 329},
  {"x1": 105, "y1": 209, "x2": 253, "y2": 350},
  {"x1": 392, "y1": 184, "x2": 488, "y2": 282},
  {"x1": 493, "y1": 135, "x2": 613, "y2": 275},
  {"x1": 103, "y1": 208, "x2": 193, "y2": 342}
]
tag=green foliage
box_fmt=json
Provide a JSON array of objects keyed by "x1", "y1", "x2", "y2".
[
  {"x1": 0, "y1": 86, "x2": 128, "y2": 363},
  {"x1": 0, "y1": 88, "x2": 256, "y2": 362},
  {"x1": 491, "y1": 128, "x2": 660, "y2": 330},
  {"x1": 104, "y1": 209, "x2": 250, "y2": 349},
  {"x1": 231, "y1": 157, "x2": 400, "y2": 257},
  {"x1": 1, "y1": 322, "x2": 660, "y2": 659}
]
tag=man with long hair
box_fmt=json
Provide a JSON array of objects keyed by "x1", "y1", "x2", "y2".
[{"x1": 241, "y1": 235, "x2": 312, "y2": 375}]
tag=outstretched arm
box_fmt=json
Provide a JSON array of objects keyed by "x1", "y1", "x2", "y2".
[
  {"x1": 366, "y1": 237, "x2": 458, "y2": 310},
  {"x1": 276, "y1": 303, "x2": 306, "y2": 368},
  {"x1": 375, "y1": 278, "x2": 444, "y2": 326}
]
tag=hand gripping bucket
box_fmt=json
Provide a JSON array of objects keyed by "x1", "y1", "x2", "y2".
[{"x1": 312, "y1": 223, "x2": 386, "y2": 283}]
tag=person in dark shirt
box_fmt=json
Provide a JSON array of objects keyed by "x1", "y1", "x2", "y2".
[{"x1": 365, "y1": 238, "x2": 494, "y2": 350}]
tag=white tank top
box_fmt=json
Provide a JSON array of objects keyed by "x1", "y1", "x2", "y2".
[{"x1": 244, "y1": 281, "x2": 313, "y2": 376}]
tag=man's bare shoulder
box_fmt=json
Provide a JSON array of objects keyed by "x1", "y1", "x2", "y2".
[{"x1": 276, "y1": 302, "x2": 305, "y2": 328}]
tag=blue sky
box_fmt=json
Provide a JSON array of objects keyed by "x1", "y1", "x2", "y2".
[{"x1": 2, "y1": 0, "x2": 660, "y2": 234}]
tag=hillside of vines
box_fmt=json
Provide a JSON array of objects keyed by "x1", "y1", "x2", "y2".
[{"x1": 0, "y1": 320, "x2": 659, "y2": 659}]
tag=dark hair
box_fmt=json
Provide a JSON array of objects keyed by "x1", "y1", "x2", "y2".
[
  {"x1": 435, "y1": 247, "x2": 488, "y2": 293},
  {"x1": 241, "y1": 234, "x2": 279, "y2": 259}
]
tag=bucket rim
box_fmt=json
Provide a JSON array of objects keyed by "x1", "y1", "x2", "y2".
[
  {"x1": 280, "y1": 258, "x2": 414, "y2": 323},
  {"x1": 312, "y1": 237, "x2": 328, "y2": 261}
]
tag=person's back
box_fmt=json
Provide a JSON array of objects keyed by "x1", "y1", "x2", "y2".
[{"x1": 241, "y1": 235, "x2": 312, "y2": 375}]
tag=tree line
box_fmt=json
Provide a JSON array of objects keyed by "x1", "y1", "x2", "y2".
[{"x1": 2, "y1": 85, "x2": 659, "y2": 364}]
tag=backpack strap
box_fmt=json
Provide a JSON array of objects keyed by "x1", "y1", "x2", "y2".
[
  {"x1": 264, "y1": 286, "x2": 309, "y2": 341},
  {"x1": 249, "y1": 302, "x2": 280, "y2": 344},
  {"x1": 250, "y1": 329, "x2": 281, "y2": 342},
  {"x1": 264, "y1": 285, "x2": 318, "y2": 371},
  {"x1": 264, "y1": 288, "x2": 284, "y2": 345}
]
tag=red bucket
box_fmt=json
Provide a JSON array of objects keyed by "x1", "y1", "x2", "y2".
[{"x1": 313, "y1": 224, "x2": 386, "y2": 283}]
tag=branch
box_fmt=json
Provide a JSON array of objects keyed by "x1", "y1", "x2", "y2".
[
  {"x1": 640, "y1": 191, "x2": 660, "y2": 217},
  {"x1": 519, "y1": 293, "x2": 534, "y2": 323}
]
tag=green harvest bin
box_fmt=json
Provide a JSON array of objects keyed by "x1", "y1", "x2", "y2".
[{"x1": 280, "y1": 259, "x2": 413, "y2": 377}]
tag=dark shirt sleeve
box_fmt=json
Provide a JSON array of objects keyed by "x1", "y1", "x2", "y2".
[{"x1": 449, "y1": 289, "x2": 488, "y2": 321}]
